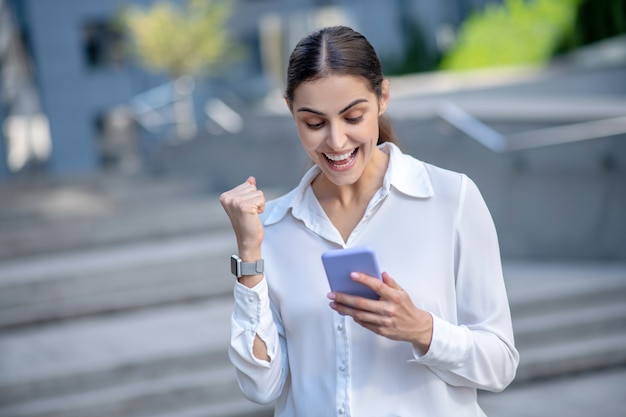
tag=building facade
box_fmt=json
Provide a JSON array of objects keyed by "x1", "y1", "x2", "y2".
[{"x1": 0, "y1": 0, "x2": 489, "y2": 179}]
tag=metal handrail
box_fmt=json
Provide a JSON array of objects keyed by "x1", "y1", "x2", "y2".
[
  {"x1": 129, "y1": 75, "x2": 197, "y2": 142},
  {"x1": 436, "y1": 101, "x2": 626, "y2": 152}
]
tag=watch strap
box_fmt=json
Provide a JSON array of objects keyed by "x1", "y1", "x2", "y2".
[{"x1": 240, "y1": 258, "x2": 264, "y2": 276}]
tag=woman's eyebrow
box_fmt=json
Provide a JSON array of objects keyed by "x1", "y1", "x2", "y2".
[
  {"x1": 296, "y1": 98, "x2": 368, "y2": 116},
  {"x1": 339, "y1": 98, "x2": 368, "y2": 114},
  {"x1": 296, "y1": 107, "x2": 324, "y2": 116}
]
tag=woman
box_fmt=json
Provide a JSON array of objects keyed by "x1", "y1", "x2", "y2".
[{"x1": 220, "y1": 26, "x2": 519, "y2": 416}]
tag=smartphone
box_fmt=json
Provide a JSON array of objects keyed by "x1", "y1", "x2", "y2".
[{"x1": 321, "y1": 246, "x2": 382, "y2": 300}]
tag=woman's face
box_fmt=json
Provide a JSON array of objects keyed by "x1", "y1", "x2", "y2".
[{"x1": 288, "y1": 75, "x2": 389, "y2": 187}]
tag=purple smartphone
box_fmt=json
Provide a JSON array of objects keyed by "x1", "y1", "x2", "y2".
[{"x1": 321, "y1": 246, "x2": 382, "y2": 300}]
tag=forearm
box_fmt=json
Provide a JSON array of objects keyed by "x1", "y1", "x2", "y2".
[
  {"x1": 252, "y1": 334, "x2": 270, "y2": 361},
  {"x1": 235, "y1": 246, "x2": 269, "y2": 360},
  {"x1": 229, "y1": 326, "x2": 285, "y2": 404},
  {"x1": 411, "y1": 314, "x2": 519, "y2": 392},
  {"x1": 229, "y1": 277, "x2": 287, "y2": 403}
]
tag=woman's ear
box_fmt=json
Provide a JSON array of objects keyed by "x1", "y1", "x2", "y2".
[{"x1": 378, "y1": 79, "x2": 390, "y2": 115}]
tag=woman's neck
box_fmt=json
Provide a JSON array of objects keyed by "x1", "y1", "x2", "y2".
[
  {"x1": 313, "y1": 146, "x2": 389, "y2": 207},
  {"x1": 311, "y1": 146, "x2": 389, "y2": 242}
]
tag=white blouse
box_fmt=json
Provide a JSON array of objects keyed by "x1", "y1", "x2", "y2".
[{"x1": 229, "y1": 143, "x2": 519, "y2": 417}]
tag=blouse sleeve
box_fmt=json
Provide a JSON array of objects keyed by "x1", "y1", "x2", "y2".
[
  {"x1": 411, "y1": 175, "x2": 520, "y2": 392},
  {"x1": 229, "y1": 277, "x2": 289, "y2": 404}
]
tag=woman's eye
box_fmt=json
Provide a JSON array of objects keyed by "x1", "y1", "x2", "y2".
[
  {"x1": 346, "y1": 115, "x2": 363, "y2": 124},
  {"x1": 306, "y1": 121, "x2": 325, "y2": 129}
]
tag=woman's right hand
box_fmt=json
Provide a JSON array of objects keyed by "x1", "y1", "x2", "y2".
[
  {"x1": 221, "y1": 177, "x2": 270, "y2": 360},
  {"x1": 219, "y1": 176, "x2": 266, "y2": 285}
]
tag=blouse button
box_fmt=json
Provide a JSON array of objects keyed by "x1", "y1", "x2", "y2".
[
  {"x1": 338, "y1": 408, "x2": 345, "y2": 415},
  {"x1": 248, "y1": 297, "x2": 255, "y2": 303},
  {"x1": 337, "y1": 324, "x2": 344, "y2": 331},
  {"x1": 249, "y1": 318, "x2": 256, "y2": 325},
  {"x1": 339, "y1": 364, "x2": 346, "y2": 372}
]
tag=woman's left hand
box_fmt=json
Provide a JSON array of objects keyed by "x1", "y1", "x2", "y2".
[{"x1": 328, "y1": 272, "x2": 433, "y2": 354}]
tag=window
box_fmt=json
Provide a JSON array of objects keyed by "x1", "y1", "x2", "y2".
[{"x1": 82, "y1": 20, "x2": 124, "y2": 69}]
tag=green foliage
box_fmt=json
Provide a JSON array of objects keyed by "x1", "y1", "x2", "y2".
[
  {"x1": 119, "y1": 0, "x2": 237, "y2": 76},
  {"x1": 440, "y1": 0, "x2": 583, "y2": 71}
]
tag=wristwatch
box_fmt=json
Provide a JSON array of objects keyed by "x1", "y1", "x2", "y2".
[{"x1": 230, "y1": 255, "x2": 264, "y2": 277}]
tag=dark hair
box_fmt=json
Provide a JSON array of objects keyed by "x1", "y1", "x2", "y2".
[{"x1": 284, "y1": 26, "x2": 397, "y2": 146}]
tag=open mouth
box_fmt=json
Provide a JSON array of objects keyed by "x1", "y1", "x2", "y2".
[{"x1": 323, "y1": 148, "x2": 359, "y2": 170}]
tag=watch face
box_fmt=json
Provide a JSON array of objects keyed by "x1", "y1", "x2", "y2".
[{"x1": 231, "y1": 255, "x2": 241, "y2": 277}]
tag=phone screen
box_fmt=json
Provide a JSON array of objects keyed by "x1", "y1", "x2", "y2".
[{"x1": 321, "y1": 246, "x2": 382, "y2": 300}]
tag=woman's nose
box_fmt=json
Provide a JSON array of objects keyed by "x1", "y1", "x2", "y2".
[{"x1": 326, "y1": 122, "x2": 347, "y2": 150}]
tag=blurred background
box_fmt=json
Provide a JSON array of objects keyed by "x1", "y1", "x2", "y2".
[{"x1": 0, "y1": 0, "x2": 624, "y2": 416}]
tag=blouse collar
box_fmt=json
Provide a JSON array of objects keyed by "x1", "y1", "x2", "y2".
[{"x1": 262, "y1": 142, "x2": 434, "y2": 226}]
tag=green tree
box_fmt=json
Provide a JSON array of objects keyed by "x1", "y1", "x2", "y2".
[
  {"x1": 120, "y1": 0, "x2": 236, "y2": 77},
  {"x1": 440, "y1": 0, "x2": 583, "y2": 71}
]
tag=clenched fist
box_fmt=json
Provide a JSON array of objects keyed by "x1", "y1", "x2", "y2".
[{"x1": 219, "y1": 176, "x2": 266, "y2": 285}]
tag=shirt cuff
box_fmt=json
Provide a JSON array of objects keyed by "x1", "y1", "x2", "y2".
[
  {"x1": 232, "y1": 277, "x2": 276, "y2": 361},
  {"x1": 409, "y1": 314, "x2": 471, "y2": 369}
]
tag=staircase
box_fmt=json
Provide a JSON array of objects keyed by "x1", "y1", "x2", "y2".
[
  {"x1": 0, "y1": 177, "x2": 625, "y2": 417},
  {"x1": 505, "y1": 261, "x2": 626, "y2": 383}
]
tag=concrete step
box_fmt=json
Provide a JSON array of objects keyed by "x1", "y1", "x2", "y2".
[
  {"x1": 0, "y1": 365, "x2": 270, "y2": 417},
  {"x1": 515, "y1": 332, "x2": 626, "y2": 383},
  {"x1": 513, "y1": 298, "x2": 626, "y2": 348},
  {"x1": 0, "y1": 299, "x2": 229, "y2": 402},
  {"x1": 508, "y1": 272, "x2": 626, "y2": 319},
  {"x1": 0, "y1": 299, "x2": 275, "y2": 417},
  {"x1": 0, "y1": 173, "x2": 287, "y2": 262},
  {"x1": 0, "y1": 176, "x2": 235, "y2": 261},
  {"x1": 151, "y1": 400, "x2": 272, "y2": 417},
  {"x1": 0, "y1": 366, "x2": 241, "y2": 417},
  {"x1": 478, "y1": 366, "x2": 626, "y2": 417},
  {"x1": 0, "y1": 232, "x2": 237, "y2": 329},
  {"x1": 503, "y1": 261, "x2": 626, "y2": 383},
  {"x1": 0, "y1": 343, "x2": 229, "y2": 407},
  {"x1": 1, "y1": 258, "x2": 624, "y2": 415}
]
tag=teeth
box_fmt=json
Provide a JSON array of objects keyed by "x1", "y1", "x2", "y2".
[{"x1": 324, "y1": 150, "x2": 355, "y2": 161}]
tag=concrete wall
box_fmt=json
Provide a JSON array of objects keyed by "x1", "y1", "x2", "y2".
[
  {"x1": 395, "y1": 121, "x2": 626, "y2": 260},
  {"x1": 0, "y1": 103, "x2": 8, "y2": 176}
]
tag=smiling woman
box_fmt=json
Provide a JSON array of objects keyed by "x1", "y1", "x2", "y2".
[{"x1": 219, "y1": 26, "x2": 519, "y2": 417}]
